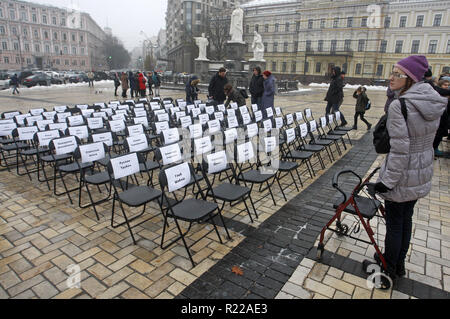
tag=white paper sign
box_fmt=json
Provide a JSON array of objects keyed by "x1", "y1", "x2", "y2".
[
  {"x1": 15, "y1": 114, "x2": 31, "y2": 125},
  {"x1": 275, "y1": 107, "x2": 282, "y2": 116},
  {"x1": 242, "y1": 113, "x2": 252, "y2": 125},
  {"x1": 165, "y1": 162, "x2": 191, "y2": 192},
  {"x1": 176, "y1": 111, "x2": 186, "y2": 122},
  {"x1": 296, "y1": 112, "x2": 303, "y2": 122},
  {"x1": 80, "y1": 142, "x2": 105, "y2": 163},
  {"x1": 247, "y1": 123, "x2": 258, "y2": 139},
  {"x1": 286, "y1": 128, "x2": 296, "y2": 144},
  {"x1": 68, "y1": 126, "x2": 89, "y2": 140},
  {"x1": 92, "y1": 132, "x2": 113, "y2": 147},
  {"x1": 205, "y1": 106, "x2": 215, "y2": 115},
  {"x1": 180, "y1": 116, "x2": 192, "y2": 128},
  {"x1": 111, "y1": 114, "x2": 126, "y2": 121},
  {"x1": 163, "y1": 128, "x2": 180, "y2": 145},
  {"x1": 217, "y1": 104, "x2": 225, "y2": 112},
  {"x1": 191, "y1": 108, "x2": 201, "y2": 118},
  {"x1": 77, "y1": 104, "x2": 88, "y2": 110},
  {"x1": 26, "y1": 115, "x2": 44, "y2": 126},
  {"x1": 189, "y1": 124, "x2": 203, "y2": 139},
  {"x1": 115, "y1": 109, "x2": 127, "y2": 116},
  {"x1": 207, "y1": 120, "x2": 221, "y2": 134},
  {"x1": 224, "y1": 128, "x2": 238, "y2": 144},
  {"x1": 127, "y1": 124, "x2": 144, "y2": 137},
  {"x1": 134, "y1": 117, "x2": 149, "y2": 128},
  {"x1": 237, "y1": 142, "x2": 254, "y2": 163},
  {"x1": 43, "y1": 111, "x2": 57, "y2": 120},
  {"x1": 198, "y1": 114, "x2": 210, "y2": 126},
  {"x1": 81, "y1": 109, "x2": 94, "y2": 117},
  {"x1": 336, "y1": 111, "x2": 341, "y2": 121},
  {"x1": 157, "y1": 113, "x2": 170, "y2": 122},
  {"x1": 109, "y1": 120, "x2": 125, "y2": 132},
  {"x1": 264, "y1": 136, "x2": 277, "y2": 153},
  {"x1": 320, "y1": 117, "x2": 327, "y2": 128},
  {"x1": 118, "y1": 105, "x2": 130, "y2": 111},
  {"x1": 207, "y1": 151, "x2": 227, "y2": 174},
  {"x1": 0, "y1": 123, "x2": 17, "y2": 137},
  {"x1": 214, "y1": 112, "x2": 224, "y2": 121},
  {"x1": 36, "y1": 120, "x2": 54, "y2": 131},
  {"x1": 53, "y1": 136, "x2": 78, "y2": 155},
  {"x1": 227, "y1": 109, "x2": 236, "y2": 117},
  {"x1": 103, "y1": 109, "x2": 113, "y2": 116},
  {"x1": 155, "y1": 121, "x2": 170, "y2": 134},
  {"x1": 309, "y1": 121, "x2": 317, "y2": 132},
  {"x1": 251, "y1": 104, "x2": 258, "y2": 112},
  {"x1": 134, "y1": 109, "x2": 147, "y2": 118},
  {"x1": 186, "y1": 104, "x2": 195, "y2": 113},
  {"x1": 286, "y1": 114, "x2": 294, "y2": 125},
  {"x1": 198, "y1": 103, "x2": 206, "y2": 111},
  {"x1": 263, "y1": 119, "x2": 272, "y2": 132},
  {"x1": 230, "y1": 103, "x2": 238, "y2": 110},
  {"x1": 328, "y1": 114, "x2": 334, "y2": 124},
  {"x1": 87, "y1": 118, "x2": 104, "y2": 130},
  {"x1": 37, "y1": 130, "x2": 60, "y2": 147},
  {"x1": 4, "y1": 111, "x2": 20, "y2": 119},
  {"x1": 110, "y1": 153, "x2": 140, "y2": 180},
  {"x1": 178, "y1": 101, "x2": 187, "y2": 108},
  {"x1": 0, "y1": 119, "x2": 14, "y2": 125},
  {"x1": 68, "y1": 115, "x2": 84, "y2": 127},
  {"x1": 48, "y1": 123, "x2": 67, "y2": 132},
  {"x1": 57, "y1": 112, "x2": 71, "y2": 123},
  {"x1": 300, "y1": 123, "x2": 308, "y2": 137},
  {"x1": 17, "y1": 126, "x2": 38, "y2": 141},
  {"x1": 254, "y1": 111, "x2": 263, "y2": 122},
  {"x1": 53, "y1": 105, "x2": 67, "y2": 113},
  {"x1": 305, "y1": 109, "x2": 312, "y2": 119},
  {"x1": 160, "y1": 143, "x2": 182, "y2": 166},
  {"x1": 127, "y1": 134, "x2": 148, "y2": 152},
  {"x1": 30, "y1": 108, "x2": 45, "y2": 116},
  {"x1": 150, "y1": 102, "x2": 161, "y2": 111},
  {"x1": 194, "y1": 136, "x2": 213, "y2": 155},
  {"x1": 266, "y1": 108, "x2": 274, "y2": 118},
  {"x1": 239, "y1": 106, "x2": 249, "y2": 115},
  {"x1": 228, "y1": 116, "x2": 239, "y2": 129},
  {"x1": 275, "y1": 117, "x2": 284, "y2": 129}
]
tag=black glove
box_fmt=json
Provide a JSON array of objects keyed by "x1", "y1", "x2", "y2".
[{"x1": 375, "y1": 182, "x2": 390, "y2": 194}]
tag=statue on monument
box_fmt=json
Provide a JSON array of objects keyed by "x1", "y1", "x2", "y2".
[
  {"x1": 229, "y1": 7, "x2": 244, "y2": 43},
  {"x1": 194, "y1": 33, "x2": 209, "y2": 60},
  {"x1": 251, "y1": 31, "x2": 265, "y2": 61}
]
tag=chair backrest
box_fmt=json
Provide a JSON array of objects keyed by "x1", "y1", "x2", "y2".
[
  {"x1": 14, "y1": 126, "x2": 39, "y2": 142},
  {"x1": 126, "y1": 124, "x2": 144, "y2": 137},
  {"x1": 87, "y1": 117, "x2": 104, "y2": 130},
  {"x1": 304, "y1": 108, "x2": 313, "y2": 121},
  {"x1": 284, "y1": 127, "x2": 297, "y2": 147},
  {"x1": 207, "y1": 119, "x2": 221, "y2": 134},
  {"x1": 241, "y1": 113, "x2": 252, "y2": 126},
  {"x1": 49, "y1": 135, "x2": 79, "y2": 156},
  {"x1": 274, "y1": 117, "x2": 284, "y2": 130},
  {"x1": 125, "y1": 134, "x2": 150, "y2": 153},
  {"x1": 0, "y1": 123, "x2": 18, "y2": 138},
  {"x1": 203, "y1": 150, "x2": 228, "y2": 175},
  {"x1": 159, "y1": 161, "x2": 193, "y2": 193},
  {"x1": 34, "y1": 130, "x2": 62, "y2": 148},
  {"x1": 154, "y1": 121, "x2": 170, "y2": 135},
  {"x1": 56, "y1": 112, "x2": 72, "y2": 123},
  {"x1": 91, "y1": 132, "x2": 114, "y2": 147},
  {"x1": 53, "y1": 105, "x2": 68, "y2": 113},
  {"x1": 155, "y1": 143, "x2": 183, "y2": 167},
  {"x1": 108, "y1": 152, "x2": 141, "y2": 180},
  {"x1": 30, "y1": 108, "x2": 45, "y2": 116},
  {"x1": 235, "y1": 141, "x2": 256, "y2": 164},
  {"x1": 161, "y1": 128, "x2": 180, "y2": 145},
  {"x1": 67, "y1": 125, "x2": 89, "y2": 140},
  {"x1": 36, "y1": 119, "x2": 55, "y2": 131},
  {"x1": 189, "y1": 123, "x2": 203, "y2": 140},
  {"x1": 198, "y1": 113, "x2": 210, "y2": 126},
  {"x1": 227, "y1": 116, "x2": 239, "y2": 129},
  {"x1": 246, "y1": 123, "x2": 259, "y2": 139},
  {"x1": 75, "y1": 142, "x2": 108, "y2": 164},
  {"x1": 43, "y1": 111, "x2": 57, "y2": 120},
  {"x1": 179, "y1": 115, "x2": 193, "y2": 128},
  {"x1": 262, "y1": 119, "x2": 273, "y2": 133},
  {"x1": 298, "y1": 123, "x2": 309, "y2": 139},
  {"x1": 2, "y1": 111, "x2": 21, "y2": 120},
  {"x1": 14, "y1": 114, "x2": 31, "y2": 126},
  {"x1": 133, "y1": 116, "x2": 149, "y2": 128},
  {"x1": 214, "y1": 112, "x2": 224, "y2": 122},
  {"x1": 193, "y1": 136, "x2": 213, "y2": 158},
  {"x1": 108, "y1": 119, "x2": 126, "y2": 133},
  {"x1": 223, "y1": 128, "x2": 238, "y2": 145},
  {"x1": 25, "y1": 115, "x2": 44, "y2": 127},
  {"x1": 295, "y1": 111, "x2": 304, "y2": 124},
  {"x1": 47, "y1": 122, "x2": 68, "y2": 133},
  {"x1": 253, "y1": 110, "x2": 263, "y2": 123},
  {"x1": 285, "y1": 113, "x2": 294, "y2": 126}
]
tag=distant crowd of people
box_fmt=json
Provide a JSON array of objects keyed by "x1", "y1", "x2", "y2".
[{"x1": 113, "y1": 71, "x2": 161, "y2": 99}]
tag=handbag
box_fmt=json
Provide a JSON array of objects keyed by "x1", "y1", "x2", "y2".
[{"x1": 373, "y1": 98, "x2": 407, "y2": 154}]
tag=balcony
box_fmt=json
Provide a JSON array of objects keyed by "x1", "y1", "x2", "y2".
[{"x1": 305, "y1": 49, "x2": 353, "y2": 57}]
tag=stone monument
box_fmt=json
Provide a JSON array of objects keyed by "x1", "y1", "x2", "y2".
[
  {"x1": 249, "y1": 30, "x2": 267, "y2": 77},
  {"x1": 194, "y1": 33, "x2": 210, "y2": 79}
]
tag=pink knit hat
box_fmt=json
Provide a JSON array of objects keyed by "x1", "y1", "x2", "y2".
[{"x1": 394, "y1": 55, "x2": 429, "y2": 83}]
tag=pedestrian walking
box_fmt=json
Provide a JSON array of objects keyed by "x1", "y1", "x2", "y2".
[
  {"x1": 352, "y1": 87, "x2": 372, "y2": 130},
  {"x1": 375, "y1": 55, "x2": 447, "y2": 286},
  {"x1": 137, "y1": 73, "x2": 147, "y2": 97},
  {"x1": 88, "y1": 71, "x2": 95, "y2": 87},
  {"x1": 120, "y1": 72, "x2": 129, "y2": 98},
  {"x1": 152, "y1": 71, "x2": 161, "y2": 97},
  {"x1": 185, "y1": 75, "x2": 200, "y2": 105},
  {"x1": 147, "y1": 72, "x2": 154, "y2": 96},
  {"x1": 208, "y1": 67, "x2": 228, "y2": 105},
  {"x1": 114, "y1": 73, "x2": 121, "y2": 97},
  {"x1": 325, "y1": 66, "x2": 347, "y2": 126},
  {"x1": 262, "y1": 70, "x2": 276, "y2": 115},
  {"x1": 10, "y1": 74, "x2": 20, "y2": 95},
  {"x1": 249, "y1": 66, "x2": 264, "y2": 108},
  {"x1": 224, "y1": 84, "x2": 246, "y2": 108},
  {"x1": 128, "y1": 71, "x2": 136, "y2": 98},
  {"x1": 432, "y1": 79, "x2": 450, "y2": 157}
]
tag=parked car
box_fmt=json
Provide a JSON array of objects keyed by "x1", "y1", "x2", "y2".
[
  {"x1": 0, "y1": 73, "x2": 10, "y2": 90},
  {"x1": 94, "y1": 71, "x2": 108, "y2": 81},
  {"x1": 23, "y1": 74, "x2": 51, "y2": 87},
  {"x1": 18, "y1": 71, "x2": 34, "y2": 84},
  {"x1": 50, "y1": 77, "x2": 63, "y2": 85}
]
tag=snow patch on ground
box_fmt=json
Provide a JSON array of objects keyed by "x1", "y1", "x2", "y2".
[
  {"x1": 308, "y1": 83, "x2": 388, "y2": 91},
  {"x1": 1, "y1": 80, "x2": 114, "y2": 93}
]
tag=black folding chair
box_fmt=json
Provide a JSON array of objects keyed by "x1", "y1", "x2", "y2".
[
  {"x1": 281, "y1": 127, "x2": 315, "y2": 179},
  {"x1": 159, "y1": 161, "x2": 224, "y2": 268}
]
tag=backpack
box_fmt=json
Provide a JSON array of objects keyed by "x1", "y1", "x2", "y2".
[
  {"x1": 365, "y1": 99, "x2": 371, "y2": 111},
  {"x1": 373, "y1": 98, "x2": 407, "y2": 154},
  {"x1": 239, "y1": 89, "x2": 249, "y2": 99}
]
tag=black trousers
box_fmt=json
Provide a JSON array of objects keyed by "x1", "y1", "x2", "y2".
[
  {"x1": 354, "y1": 112, "x2": 371, "y2": 128},
  {"x1": 122, "y1": 89, "x2": 128, "y2": 98}
]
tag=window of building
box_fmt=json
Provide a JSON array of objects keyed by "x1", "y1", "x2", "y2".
[
  {"x1": 315, "y1": 62, "x2": 321, "y2": 73},
  {"x1": 2, "y1": 42, "x2": 7, "y2": 50},
  {"x1": 384, "y1": 16, "x2": 391, "y2": 28},
  {"x1": 333, "y1": 17, "x2": 339, "y2": 28},
  {"x1": 4, "y1": 57, "x2": 9, "y2": 64},
  {"x1": 273, "y1": 42, "x2": 278, "y2": 52},
  {"x1": 285, "y1": 22, "x2": 289, "y2": 32},
  {"x1": 12, "y1": 26, "x2": 17, "y2": 35},
  {"x1": 264, "y1": 42, "x2": 268, "y2": 52},
  {"x1": 292, "y1": 62, "x2": 296, "y2": 73},
  {"x1": 282, "y1": 62, "x2": 287, "y2": 72},
  {"x1": 306, "y1": 40, "x2": 312, "y2": 51},
  {"x1": 428, "y1": 40, "x2": 438, "y2": 54},
  {"x1": 26, "y1": 58, "x2": 31, "y2": 65},
  {"x1": 56, "y1": 59, "x2": 60, "y2": 65},
  {"x1": 255, "y1": 24, "x2": 259, "y2": 32},
  {"x1": 0, "y1": 8, "x2": 3, "y2": 18},
  {"x1": 72, "y1": 34, "x2": 76, "y2": 41},
  {"x1": 446, "y1": 40, "x2": 450, "y2": 54},
  {"x1": 35, "y1": 44, "x2": 40, "y2": 52},
  {"x1": 0, "y1": 26, "x2": 4, "y2": 35},
  {"x1": 416, "y1": 15, "x2": 424, "y2": 27},
  {"x1": 294, "y1": 41, "x2": 298, "y2": 52},
  {"x1": 355, "y1": 63, "x2": 362, "y2": 75},
  {"x1": 246, "y1": 25, "x2": 249, "y2": 34},
  {"x1": 272, "y1": 62, "x2": 277, "y2": 71},
  {"x1": 342, "y1": 63, "x2": 347, "y2": 73},
  {"x1": 81, "y1": 60, "x2": 85, "y2": 66},
  {"x1": 34, "y1": 29, "x2": 39, "y2": 38},
  {"x1": 52, "y1": 17, "x2": 57, "y2": 25},
  {"x1": 23, "y1": 28, "x2": 28, "y2": 36},
  {"x1": 375, "y1": 64, "x2": 383, "y2": 77},
  {"x1": 320, "y1": 19, "x2": 325, "y2": 29},
  {"x1": 265, "y1": 24, "x2": 269, "y2": 33},
  {"x1": 54, "y1": 32, "x2": 58, "y2": 40},
  {"x1": 72, "y1": 47, "x2": 77, "y2": 55},
  {"x1": 65, "y1": 60, "x2": 69, "y2": 65},
  {"x1": 443, "y1": 67, "x2": 450, "y2": 74},
  {"x1": 433, "y1": 14, "x2": 442, "y2": 27},
  {"x1": 73, "y1": 60, "x2": 77, "y2": 66},
  {"x1": 411, "y1": 40, "x2": 420, "y2": 54},
  {"x1": 81, "y1": 47, "x2": 85, "y2": 55},
  {"x1": 380, "y1": 40, "x2": 387, "y2": 53},
  {"x1": 42, "y1": 15, "x2": 47, "y2": 24},
  {"x1": 63, "y1": 33, "x2": 67, "y2": 41},
  {"x1": 64, "y1": 46, "x2": 68, "y2": 54},
  {"x1": 32, "y1": 13, "x2": 37, "y2": 23},
  {"x1": 358, "y1": 39, "x2": 365, "y2": 52},
  {"x1": 399, "y1": 16, "x2": 407, "y2": 28},
  {"x1": 10, "y1": 10, "x2": 16, "y2": 20},
  {"x1": 15, "y1": 57, "x2": 20, "y2": 64},
  {"x1": 361, "y1": 17, "x2": 368, "y2": 27},
  {"x1": 25, "y1": 43, "x2": 30, "y2": 52},
  {"x1": 347, "y1": 17, "x2": 353, "y2": 28},
  {"x1": 304, "y1": 61, "x2": 309, "y2": 73},
  {"x1": 296, "y1": 21, "x2": 300, "y2": 31},
  {"x1": 21, "y1": 11, "x2": 27, "y2": 21},
  {"x1": 331, "y1": 40, "x2": 337, "y2": 52},
  {"x1": 45, "y1": 45, "x2": 50, "y2": 53},
  {"x1": 55, "y1": 45, "x2": 59, "y2": 53},
  {"x1": 308, "y1": 19, "x2": 313, "y2": 29},
  {"x1": 275, "y1": 23, "x2": 279, "y2": 32},
  {"x1": 318, "y1": 40, "x2": 323, "y2": 52},
  {"x1": 284, "y1": 42, "x2": 288, "y2": 52},
  {"x1": 13, "y1": 42, "x2": 19, "y2": 51},
  {"x1": 61, "y1": 18, "x2": 66, "y2": 26},
  {"x1": 44, "y1": 31, "x2": 49, "y2": 39},
  {"x1": 395, "y1": 40, "x2": 403, "y2": 53}
]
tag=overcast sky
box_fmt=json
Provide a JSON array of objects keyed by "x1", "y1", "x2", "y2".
[{"x1": 26, "y1": 0, "x2": 168, "y2": 51}]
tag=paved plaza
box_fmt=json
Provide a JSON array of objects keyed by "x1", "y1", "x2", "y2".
[{"x1": 0, "y1": 82, "x2": 449, "y2": 299}]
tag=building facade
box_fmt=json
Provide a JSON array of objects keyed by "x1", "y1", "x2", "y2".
[
  {"x1": 0, "y1": 0, "x2": 107, "y2": 71},
  {"x1": 241, "y1": 0, "x2": 450, "y2": 83},
  {"x1": 166, "y1": 0, "x2": 250, "y2": 73}
]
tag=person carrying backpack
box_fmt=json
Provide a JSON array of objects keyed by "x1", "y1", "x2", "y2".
[
  {"x1": 373, "y1": 55, "x2": 447, "y2": 287},
  {"x1": 352, "y1": 86, "x2": 372, "y2": 130},
  {"x1": 10, "y1": 74, "x2": 20, "y2": 95},
  {"x1": 152, "y1": 71, "x2": 161, "y2": 97},
  {"x1": 224, "y1": 84, "x2": 246, "y2": 108}
]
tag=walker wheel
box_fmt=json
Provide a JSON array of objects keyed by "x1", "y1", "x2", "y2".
[
  {"x1": 336, "y1": 224, "x2": 349, "y2": 237},
  {"x1": 316, "y1": 244, "x2": 325, "y2": 260}
]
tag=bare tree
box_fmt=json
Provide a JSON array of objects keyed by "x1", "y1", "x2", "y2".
[{"x1": 204, "y1": 8, "x2": 232, "y2": 61}]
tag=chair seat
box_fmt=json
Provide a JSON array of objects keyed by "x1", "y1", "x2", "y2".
[
  {"x1": 279, "y1": 161, "x2": 299, "y2": 171},
  {"x1": 170, "y1": 198, "x2": 218, "y2": 221},
  {"x1": 286, "y1": 150, "x2": 313, "y2": 160},
  {"x1": 328, "y1": 130, "x2": 348, "y2": 136},
  {"x1": 314, "y1": 139, "x2": 333, "y2": 146},
  {"x1": 333, "y1": 193, "x2": 381, "y2": 219},
  {"x1": 84, "y1": 171, "x2": 110, "y2": 184},
  {"x1": 239, "y1": 170, "x2": 274, "y2": 183},
  {"x1": 119, "y1": 186, "x2": 162, "y2": 207},
  {"x1": 210, "y1": 183, "x2": 250, "y2": 201},
  {"x1": 41, "y1": 154, "x2": 72, "y2": 162},
  {"x1": 322, "y1": 135, "x2": 343, "y2": 141},
  {"x1": 59, "y1": 162, "x2": 93, "y2": 173},
  {"x1": 1, "y1": 142, "x2": 28, "y2": 151},
  {"x1": 21, "y1": 147, "x2": 48, "y2": 156},
  {"x1": 335, "y1": 127, "x2": 353, "y2": 132},
  {"x1": 302, "y1": 144, "x2": 324, "y2": 152}
]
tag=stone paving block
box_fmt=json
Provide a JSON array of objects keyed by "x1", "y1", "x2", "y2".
[
  {"x1": 426, "y1": 261, "x2": 442, "y2": 280},
  {"x1": 327, "y1": 267, "x2": 344, "y2": 279},
  {"x1": 352, "y1": 286, "x2": 372, "y2": 299},
  {"x1": 103, "y1": 267, "x2": 134, "y2": 287},
  {"x1": 148, "y1": 263, "x2": 175, "y2": 282},
  {"x1": 322, "y1": 275, "x2": 355, "y2": 295},
  {"x1": 276, "y1": 291, "x2": 295, "y2": 299},
  {"x1": 11, "y1": 289, "x2": 35, "y2": 299},
  {"x1": 74, "y1": 247, "x2": 101, "y2": 263},
  {"x1": 121, "y1": 287, "x2": 150, "y2": 299},
  {"x1": 8, "y1": 259, "x2": 33, "y2": 275},
  {"x1": 82, "y1": 277, "x2": 107, "y2": 298},
  {"x1": 60, "y1": 243, "x2": 83, "y2": 257},
  {"x1": 0, "y1": 270, "x2": 21, "y2": 290},
  {"x1": 281, "y1": 282, "x2": 312, "y2": 299},
  {"x1": 391, "y1": 290, "x2": 411, "y2": 299},
  {"x1": 93, "y1": 251, "x2": 117, "y2": 266},
  {"x1": 334, "y1": 291, "x2": 352, "y2": 299},
  {"x1": 97, "y1": 282, "x2": 130, "y2": 299},
  {"x1": 167, "y1": 281, "x2": 187, "y2": 297},
  {"x1": 155, "y1": 292, "x2": 173, "y2": 299},
  {"x1": 53, "y1": 288, "x2": 83, "y2": 299},
  {"x1": 87, "y1": 263, "x2": 113, "y2": 281},
  {"x1": 342, "y1": 273, "x2": 370, "y2": 289},
  {"x1": 304, "y1": 278, "x2": 335, "y2": 298},
  {"x1": 19, "y1": 261, "x2": 53, "y2": 281},
  {"x1": 31, "y1": 280, "x2": 59, "y2": 298},
  {"x1": 169, "y1": 268, "x2": 197, "y2": 286},
  {"x1": 31, "y1": 249, "x2": 62, "y2": 267},
  {"x1": 145, "y1": 276, "x2": 176, "y2": 298},
  {"x1": 43, "y1": 267, "x2": 67, "y2": 286},
  {"x1": 125, "y1": 273, "x2": 153, "y2": 291},
  {"x1": 108, "y1": 255, "x2": 137, "y2": 272},
  {"x1": 408, "y1": 272, "x2": 442, "y2": 290}
]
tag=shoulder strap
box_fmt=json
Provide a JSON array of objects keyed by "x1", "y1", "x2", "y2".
[{"x1": 399, "y1": 98, "x2": 408, "y2": 122}]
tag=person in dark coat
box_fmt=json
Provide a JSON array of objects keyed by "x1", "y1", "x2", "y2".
[
  {"x1": 431, "y1": 79, "x2": 450, "y2": 157},
  {"x1": 128, "y1": 71, "x2": 136, "y2": 98},
  {"x1": 152, "y1": 71, "x2": 161, "y2": 97},
  {"x1": 352, "y1": 87, "x2": 372, "y2": 130},
  {"x1": 224, "y1": 84, "x2": 246, "y2": 108},
  {"x1": 325, "y1": 66, "x2": 347, "y2": 126},
  {"x1": 249, "y1": 66, "x2": 264, "y2": 107},
  {"x1": 208, "y1": 67, "x2": 228, "y2": 104},
  {"x1": 186, "y1": 75, "x2": 200, "y2": 104},
  {"x1": 147, "y1": 72, "x2": 154, "y2": 96},
  {"x1": 10, "y1": 74, "x2": 20, "y2": 95},
  {"x1": 262, "y1": 70, "x2": 275, "y2": 110}
]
